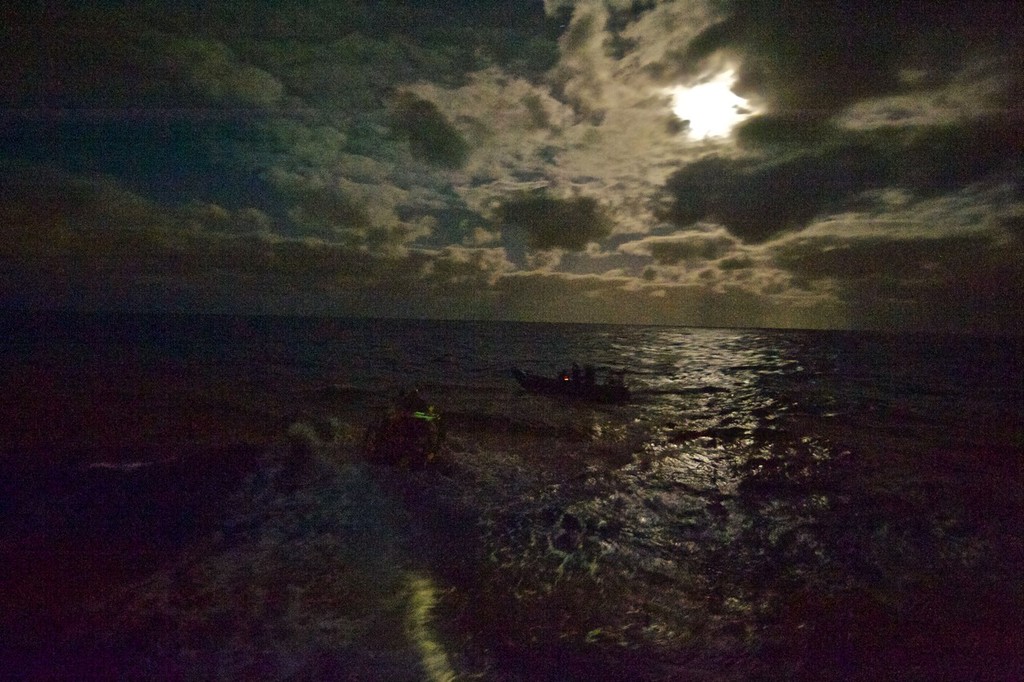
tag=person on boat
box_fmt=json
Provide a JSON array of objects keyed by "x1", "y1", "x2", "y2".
[
  {"x1": 584, "y1": 364, "x2": 596, "y2": 386},
  {"x1": 571, "y1": 362, "x2": 582, "y2": 384}
]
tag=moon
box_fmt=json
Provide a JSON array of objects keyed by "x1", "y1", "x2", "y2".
[{"x1": 667, "y1": 70, "x2": 755, "y2": 139}]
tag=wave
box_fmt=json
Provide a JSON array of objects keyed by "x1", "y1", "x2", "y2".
[{"x1": 635, "y1": 385, "x2": 731, "y2": 397}]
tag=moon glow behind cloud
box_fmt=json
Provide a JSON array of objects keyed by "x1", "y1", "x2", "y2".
[{"x1": 667, "y1": 70, "x2": 755, "y2": 139}]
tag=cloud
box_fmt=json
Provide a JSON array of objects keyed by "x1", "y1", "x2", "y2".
[
  {"x1": 179, "y1": 202, "x2": 273, "y2": 235},
  {"x1": 162, "y1": 37, "x2": 284, "y2": 108},
  {"x1": 658, "y1": 117, "x2": 1024, "y2": 243},
  {"x1": 548, "y1": 1, "x2": 611, "y2": 122},
  {"x1": 389, "y1": 93, "x2": 471, "y2": 169},
  {"x1": 403, "y1": 69, "x2": 579, "y2": 215},
  {"x1": 717, "y1": 255, "x2": 754, "y2": 271},
  {"x1": 492, "y1": 268, "x2": 843, "y2": 328},
  {"x1": 0, "y1": 186, "x2": 481, "y2": 317},
  {"x1": 253, "y1": 120, "x2": 353, "y2": 172},
  {"x1": 497, "y1": 190, "x2": 613, "y2": 251},
  {"x1": 774, "y1": 234, "x2": 975, "y2": 280},
  {"x1": 284, "y1": 185, "x2": 372, "y2": 239},
  {"x1": 895, "y1": 119, "x2": 1024, "y2": 197},
  {"x1": 419, "y1": 246, "x2": 513, "y2": 288},
  {"x1": 772, "y1": 232, "x2": 1024, "y2": 332},
  {"x1": 681, "y1": 1, "x2": 1024, "y2": 119},
  {"x1": 0, "y1": 165, "x2": 174, "y2": 232},
  {"x1": 4, "y1": 1, "x2": 1021, "y2": 331},
  {"x1": 0, "y1": 163, "x2": 519, "y2": 316},
  {"x1": 493, "y1": 270, "x2": 640, "y2": 324},
  {"x1": 241, "y1": 108, "x2": 494, "y2": 254},
  {"x1": 656, "y1": 146, "x2": 883, "y2": 243},
  {"x1": 619, "y1": 233, "x2": 737, "y2": 264}
]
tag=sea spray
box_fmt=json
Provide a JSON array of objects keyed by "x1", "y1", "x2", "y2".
[{"x1": 63, "y1": 433, "x2": 452, "y2": 679}]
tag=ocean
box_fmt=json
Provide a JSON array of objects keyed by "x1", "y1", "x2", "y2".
[{"x1": 2, "y1": 311, "x2": 1022, "y2": 680}]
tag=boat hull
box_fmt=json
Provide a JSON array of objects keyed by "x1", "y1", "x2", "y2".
[{"x1": 512, "y1": 369, "x2": 630, "y2": 404}]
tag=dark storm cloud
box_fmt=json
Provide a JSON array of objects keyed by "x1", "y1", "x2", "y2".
[
  {"x1": 733, "y1": 114, "x2": 835, "y2": 150},
  {"x1": 389, "y1": 93, "x2": 470, "y2": 169},
  {"x1": 1, "y1": 224, "x2": 375, "y2": 312},
  {"x1": 497, "y1": 190, "x2": 613, "y2": 251},
  {"x1": 1, "y1": 173, "x2": 213, "y2": 310},
  {"x1": 773, "y1": 234, "x2": 981, "y2": 280},
  {"x1": 656, "y1": 143, "x2": 886, "y2": 243},
  {"x1": 0, "y1": 113, "x2": 269, "y2": 211},
  {"x1": 1, "y1": 5, "x2": 286, "y2": 208},
  {"x1": 2, "y1": 6, "x2": 284, "y2": 114},
  {"x1": 896, "y1": 120, "x2": 1024, "y2": 197},
  {"x1": 658, "y1": 117, "x2": 1024, "y2": 243},
  {"x1": 681, "y1": 0, "x2": 1024, "y2": 118},
  {"x1": 773, "y1": 233, "x2": 1024, "y2": 332}
]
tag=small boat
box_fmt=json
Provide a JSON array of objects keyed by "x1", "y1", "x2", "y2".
[{"x1": 512, "y1": 368, "x2": 630, "y2": 404}]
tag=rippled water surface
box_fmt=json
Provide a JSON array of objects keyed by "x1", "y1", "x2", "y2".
[{"x1": 3, "y1": 313, "x2": 1022, "y2": 680}]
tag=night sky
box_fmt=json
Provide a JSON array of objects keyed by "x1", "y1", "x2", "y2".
[{"x1": 2, "y1": 0, "x2": 1022, "y2": 332}]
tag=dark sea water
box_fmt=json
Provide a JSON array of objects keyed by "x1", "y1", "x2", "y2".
[{"x1": 2, "y1": 312, "x2": 1022, "y2": 680}]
